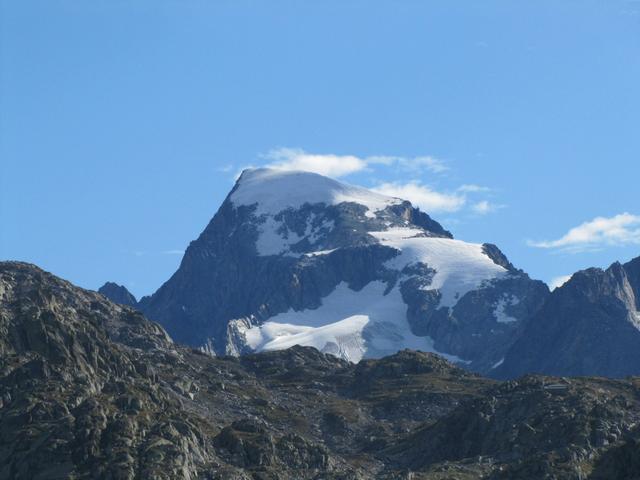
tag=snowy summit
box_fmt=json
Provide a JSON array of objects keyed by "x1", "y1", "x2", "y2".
[
  {"x1": 231, "y1": 168, "x2": 403, "y2": 216},
  {"x1": 142, "y1": 167, "x2": 546, "y2": 373}
]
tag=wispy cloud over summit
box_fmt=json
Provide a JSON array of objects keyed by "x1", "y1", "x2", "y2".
[
  {"x1": 261, "y1": 147, "x2": 450, "y2": 178},
  {"x1": 263, "y1": 148, "x2": 367, "y2": 177},
  {"x1": 232, "y1": 147, "x2": 502, "y2": 218},
  {"x1": 372, "y1": 182, "x2": 465, "y2": 213}
]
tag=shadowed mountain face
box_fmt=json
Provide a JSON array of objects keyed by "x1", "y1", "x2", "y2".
[
  {"x1": 98, "y1": 281, "x2": 137, "y2": 307},
  {"x1": 138, "y1": 169, "x2": 548, "y2": 374},
  {"x1": 495, "y1": 257, "x2": 640, "y2": 379},
  {"x1": 3, "y1": 262, "x2": 640, "y2": 479}
]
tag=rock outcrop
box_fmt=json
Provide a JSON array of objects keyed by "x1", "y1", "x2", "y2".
[
  {"x1": 98, "y1": 281, "x2": 138, "y2": 307},
  {"x1": 496, "y1": 256, "x2": 640, "y2": 378},
  {"x1": 3, "y1": 261, "x2": 640, "y2": 478}
]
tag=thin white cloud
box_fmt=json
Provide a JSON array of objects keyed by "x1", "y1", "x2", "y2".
[
  {"x1": 458, "y1": 184, "x2": 492, "y2": 193},
  {"x1": 549, "y1": 275, "x2": 572, "y2": 290},
  {"x1": 471, "y1": 200, "x2": 504, "y2": 215},
  {"x1": 368, "y1": 155, "x2": 448, "y2": 173},
  {"x1": 261, "y1": 148, "x2": 449, "y2": 178},
  {"x1": 372, "y1": 181, "x2": 466, "y2": 213},
  {"x1": 217, "y1": 164, "x2": 234, "y2": 173},
  {"x1": 472, "y1": 201, "x2": 491, "y2": 215},
  {"x1": 263, "y1": 148, "x2": 367, "y2": 177},
  {"x1": 529, "y1": 213, "x2": 640, "y2": 252},
  {"x1": 407, "y1": 156, "x2": 449, "y2": 173}
]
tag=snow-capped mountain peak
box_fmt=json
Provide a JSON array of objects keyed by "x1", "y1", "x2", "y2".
[
  {"x1": 141, "y1": 168, "x2": 548, "y2": 373},
  {"x1": 231, "y1": 168, "x2": 403, "y2": 217},
  {"x1": 230, "y1": 168, "x2": 452, "y2": 258}
]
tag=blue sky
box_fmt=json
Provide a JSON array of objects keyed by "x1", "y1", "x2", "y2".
[{"x1": 1, "y1": 0, "x2": 639, "y2": 298}]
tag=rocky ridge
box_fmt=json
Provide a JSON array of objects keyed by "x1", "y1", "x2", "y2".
[
  {"x1": 98, "y1": 281, "x2": 138, "y2": 307},
  {"x1": 3, "y1": 261, "x2": 640, "y2": 479},
  {"x1": 496, "y1": 256, "x2": 640, "y2": 378}
]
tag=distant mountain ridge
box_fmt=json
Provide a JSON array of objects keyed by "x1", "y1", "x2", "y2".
[
  {"x1": 495, "y1": 256, "x2": 640, "y2": 378},
  {"x1": 135, "y1": 168, "x2": 549, "y2": 374},
  {"x1": 98, "y1": 281, "x2": 137, "y2": 307}
]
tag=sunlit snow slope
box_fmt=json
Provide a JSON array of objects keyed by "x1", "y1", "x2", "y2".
[
  {"x1": 243, "y1": 281, "x2": 464, "y2": 363},
  {"x1": 231, "y1": 168, "x2": 401, "y2": 216}
]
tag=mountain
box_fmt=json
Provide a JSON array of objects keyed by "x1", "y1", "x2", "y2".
[
  {"x1": 4, "y1": 261, "x2": 640, "y2": 479},
  {"x1": 495, "y1": 256, "x2": 640, "y2": 378},
  {"x1": 139, "y1": 168, "x2": 548, "y2": 373},
  {"x1": 98, "y1": 281, "x2": 137, "y2": 307}
]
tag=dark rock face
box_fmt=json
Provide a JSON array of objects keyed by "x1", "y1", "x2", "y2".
[
  {"x1": 590, "y1": 438, "x2": 640, "y2": 479},
  {"x1": 496, "y1": 256, "x2": 640, "y2": 379},
  {"x1": 4, "y1": 261, "x2": 640, "y2": 479},
  {"x1": 0, "y1": 262, "x2": 188, "y2": 479},
  {"x1": 98, "y1": 281, "x2": 138, "y2": 307},
  {"x1": 403, "y1": 273, "x2": 549, "y2": 373},
  {"x1": 391, "y1": 375, "x2": 640, "y2": 479},
  {"x1": 139, "y1": 169, "x2": 549, "y2": 373},
  {"x1": 482, "y1": 243, "x2": 517, "y2": 272},
  {"x1": 138, "y1": 195, "x2": 446, "y2": 351}
]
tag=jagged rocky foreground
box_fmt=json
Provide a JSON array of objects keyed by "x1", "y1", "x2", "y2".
[{"x1": 4, "y1": 262, "x2": 640, "y2": 479}]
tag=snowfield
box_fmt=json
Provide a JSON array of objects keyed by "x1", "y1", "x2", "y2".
[
  {"x1": 232, "y1": 169, "x2": 404, "y2": 256},
  {"x1": 231, "y1": 168, "x2": 402, "y2": 216},
  {"x1": 253, "y1": 214, "x2": 335, "y2": 257},
  {"x1": 494, "y1": 294, "x2": 520, "y2": 323},
  {"x1": 243, "y1": 281, "x2": 463, "y2": 363},
  {"x1": 370, "y1": 228, "x2": 508, "y2": 308}
]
